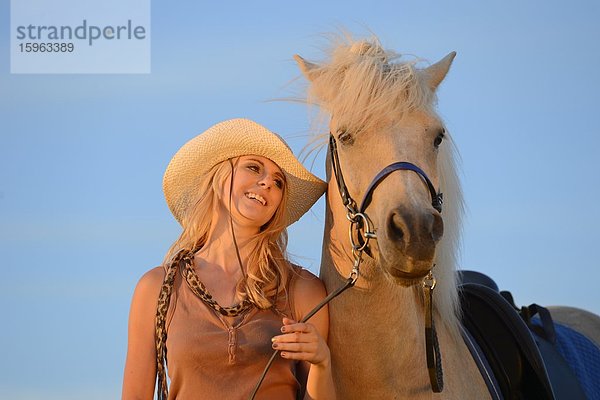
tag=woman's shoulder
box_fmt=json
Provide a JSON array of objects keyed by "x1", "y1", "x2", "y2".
[
  {"x1": 289, "y1": 266, "x2": 327, "y2": 312},
  {"x1": 291, "y1": 266, "x2": 323, "y2": 288},
  {"x1": 133, "y1": 266, "x2": 166, "y2": 301},
  {"x1": 139, "y1": 266, "x2": 165, "y2": 285}
]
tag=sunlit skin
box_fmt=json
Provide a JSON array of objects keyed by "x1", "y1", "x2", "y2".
[{"x1": 224, "y1": 156, "x2": 286, "y2": 231}]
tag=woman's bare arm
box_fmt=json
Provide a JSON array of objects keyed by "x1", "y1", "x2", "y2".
[{"x1": 122, "y1": 267, "x2": 164, "y2": 400}]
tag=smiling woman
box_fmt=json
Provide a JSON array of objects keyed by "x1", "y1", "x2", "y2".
[
  {"x1": 227, "y1": 156, "x2": 286, "y2": 229},
  {"x1": 121, "y1": 118, "x2": 335, "y2": 400}
]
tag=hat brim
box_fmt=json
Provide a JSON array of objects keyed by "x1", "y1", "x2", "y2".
[{"x1": 163, "y1": 118, "x2": 327, "y2": 227}]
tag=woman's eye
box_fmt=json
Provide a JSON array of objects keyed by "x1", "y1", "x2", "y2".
[
  {"x1": 247, "y1": 164, "x2": 260, "y2": 172},
  {"x1": 274, "y1": 179, "x2": 283, "y2": 189}
]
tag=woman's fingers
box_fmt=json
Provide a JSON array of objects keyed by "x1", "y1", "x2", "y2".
[
  {"x1": 272, "y1": 318, "x2": 330, "y2": 365},
  {"x1": 272, "y1": 340, "x2": 322, "y2": 362},
  {"x1": 281, "y1": 317, "x2": 308, "y2": 330},
  {"x1": 272, "y1": 318, "x2": 314, "y2": 343},
  {"x1": 275, "y1": 322, "x2": 314, "y2": 340},
  {"x1": 272, "y1": 341, "x2": 317, "y2": 352},
  {"x1": 279, "y1": 349, "x2": 321, "y2": 361}
]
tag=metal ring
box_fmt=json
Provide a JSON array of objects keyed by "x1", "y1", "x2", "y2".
[
  {"x1": 350, "y1": 268, "x2": 359, "y2": 284},
  {"x1": 422, "y1": 271, "x2": 437, "y2": 290},
  {"x1": 348, "y1": 212, "x2": 374, "y2": 252}
]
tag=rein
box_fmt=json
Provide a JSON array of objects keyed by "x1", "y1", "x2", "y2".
[{"x1": 329, "y1": 134, "x2": 445, "y2": 393}]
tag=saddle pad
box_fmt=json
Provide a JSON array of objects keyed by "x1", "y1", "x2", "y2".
[{"x1": 533, "y1": 319, "x2": 600, "y2": 400}]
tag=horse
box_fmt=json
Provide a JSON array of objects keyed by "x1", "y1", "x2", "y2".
[{"x1": 293, "y1": 35, "x2": 600, "y2": 399}]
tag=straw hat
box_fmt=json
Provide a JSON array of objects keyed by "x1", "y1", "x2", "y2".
[{"x1": 163, "y1": 118, "x2": 327, "y2": 226}]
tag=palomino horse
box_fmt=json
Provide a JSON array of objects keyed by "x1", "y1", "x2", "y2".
[{"x1": 294, "y1": 36, "x2": 600, "y2": 399}]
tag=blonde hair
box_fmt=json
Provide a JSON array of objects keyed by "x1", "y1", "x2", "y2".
[
  {"x1": 305, "y1": 35, "x2": 437, "y2": 137},
  {"x1": 163, "y1": 158, "x2": 292, "y2": 309}
]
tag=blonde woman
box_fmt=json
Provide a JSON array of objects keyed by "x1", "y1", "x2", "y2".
[{"x1": 122, "y1": 119, "x2": 335, "y2": 399}]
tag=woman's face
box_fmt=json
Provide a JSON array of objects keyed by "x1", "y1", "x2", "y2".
[{"x1": 226, "y1": 155, "x2": 285, "y2": 229}]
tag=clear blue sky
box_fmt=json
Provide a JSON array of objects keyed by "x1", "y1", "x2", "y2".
[{"x1": 1, "y1": 0, "x2": 599, "y2": 398}]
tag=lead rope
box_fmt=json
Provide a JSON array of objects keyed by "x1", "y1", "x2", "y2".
[
  {"x1": 424, "y1": 270, "x2": 444, "y2": 392},
  {"x1": 228, "y1": 159, "x2": 261, "y2": 307}
]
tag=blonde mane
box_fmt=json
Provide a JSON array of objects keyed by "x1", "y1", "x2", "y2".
[
  {"x1": 302, "y1": 34, "x2": 464, "y2": 335},
  {"x1": 304, "y1": 34, "x2": 437, "y2": 136}
]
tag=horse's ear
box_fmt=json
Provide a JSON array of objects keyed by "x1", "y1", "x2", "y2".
[
  {"x1": 294, "y1": 54, "x2": 322, "y2": 82},
  {"x1": 423, "y1": 52, "x2": 456, "y2": 90}
]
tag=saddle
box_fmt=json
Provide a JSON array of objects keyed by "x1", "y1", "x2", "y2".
[{"x1": 458, "y1": 270, "x2": 587, "y2": 400}]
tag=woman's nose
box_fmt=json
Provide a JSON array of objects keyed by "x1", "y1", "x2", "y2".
[{"x1": 258, "y1": 176, "x2": 272, "y2": 188}]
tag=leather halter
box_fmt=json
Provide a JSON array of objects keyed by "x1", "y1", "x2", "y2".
[{"x1": 329, "y1": 133, "x2": 445, "y2": 393}]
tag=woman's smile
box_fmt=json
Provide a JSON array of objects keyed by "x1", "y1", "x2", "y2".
[{"x1": 245, "y1": 191, "x2": 267, "y2": 206}]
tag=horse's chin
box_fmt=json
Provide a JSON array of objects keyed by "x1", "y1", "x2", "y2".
[
  {"x1": 380, "y1": 252, "x2": 435, "y2": 287},
  {"x1": 386, "y1": 268, "x2": 430, "y2": 287}
]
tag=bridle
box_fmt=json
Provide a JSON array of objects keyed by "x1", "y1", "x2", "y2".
[
  {"x1": 329, "y1": 133, "x2": 443, "y2": 256},
  {"x1": 249, "y1": 133, "x2": 445, "y2": 399},
  {"x1": 329, "y1": 133, "x2": 445, "y2": 393}
]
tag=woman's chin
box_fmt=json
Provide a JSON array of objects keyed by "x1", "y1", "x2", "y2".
[{"x1": 235, "y1": 208, "x2": 275, "y2": 229}]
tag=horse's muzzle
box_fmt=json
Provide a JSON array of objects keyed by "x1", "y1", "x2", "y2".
[{"x1": 385, "y1": 205, "x2": 444, "y2": 265}]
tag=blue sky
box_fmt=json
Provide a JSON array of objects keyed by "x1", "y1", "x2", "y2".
[{"x1": 1, "y1": 0, "x2": 599, "y2": 398}]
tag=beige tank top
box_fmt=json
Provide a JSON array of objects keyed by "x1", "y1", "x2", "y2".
[{"x1": 165, "y1": 269, "x2": 300, "y2": 399}]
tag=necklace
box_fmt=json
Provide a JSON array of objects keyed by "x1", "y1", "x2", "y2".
[{"x1": 180, "y1": 251, "x2": 254, "y2": 317}]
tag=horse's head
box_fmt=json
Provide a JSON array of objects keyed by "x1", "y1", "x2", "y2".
[{"x1": 295, "y1": 37, "x2": 460, "y2": 287}]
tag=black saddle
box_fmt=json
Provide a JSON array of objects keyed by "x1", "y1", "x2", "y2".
[{"x1": 458, "y1": 270, "x2": 586, "y2": 400}]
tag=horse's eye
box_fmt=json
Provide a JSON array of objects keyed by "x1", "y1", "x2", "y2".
[
  {"x1": 338, "y1": 129, "x2": 354, "y2": 145},
  {"x1": 434, "y1": 130, "x2": 445, "y2": 148}
]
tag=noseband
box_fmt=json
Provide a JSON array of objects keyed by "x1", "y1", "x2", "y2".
[
  {"x1": 329, "y1": 134, "x2": 445, "y2": 393},
  {"x1": 360, "y1": 161, "x2": 443, "y2": 213}
]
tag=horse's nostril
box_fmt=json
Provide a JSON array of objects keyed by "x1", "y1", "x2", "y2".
[{"x1": 388, "y1": 212, "x2": 407, "y2": 244}]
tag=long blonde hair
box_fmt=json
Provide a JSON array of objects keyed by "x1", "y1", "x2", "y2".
[{"x1": 163, "y1": 158, "x2": 293, "y2": 309}]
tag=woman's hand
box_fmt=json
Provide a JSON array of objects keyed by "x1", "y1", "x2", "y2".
[
  {"x1": 287, "y1": 269, "x2": 336, "y2": 399},
  {"x1": 271, "y1": 317, "x2": 331, "y2": 367}
]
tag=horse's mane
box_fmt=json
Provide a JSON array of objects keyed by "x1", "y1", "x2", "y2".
[
  {"x1": 303, "y1": 34, "x2": 436, "y2": 136},
  {"x1": 301, "y1": 34, "x2": 464, "y2": 337}
]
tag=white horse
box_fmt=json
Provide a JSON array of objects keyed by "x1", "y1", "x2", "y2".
[{"x1": 294, "y1": 35, "x2": 599, "y2": 399}]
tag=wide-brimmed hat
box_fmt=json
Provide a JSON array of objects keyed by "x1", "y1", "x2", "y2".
[{"x1": 163, "y1": 118, "x2": 327, "y2": 226}]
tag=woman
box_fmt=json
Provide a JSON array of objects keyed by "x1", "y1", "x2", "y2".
[{"x1": 122, "y1": 118, "x2": 335, "y2": 399}]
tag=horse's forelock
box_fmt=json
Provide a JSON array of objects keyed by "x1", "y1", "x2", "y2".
[{"x1": 306, "y1": 35, "x2": 438, "y2": 137}]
